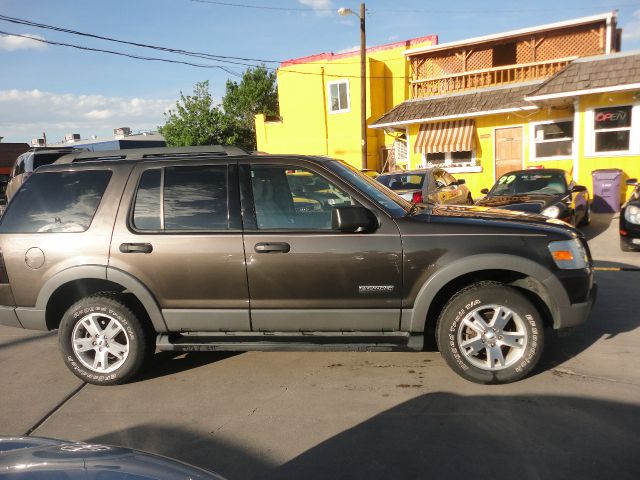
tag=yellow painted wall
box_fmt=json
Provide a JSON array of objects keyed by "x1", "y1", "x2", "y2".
[
  {"x1": 405, "y1": 93, "x2": 640, "y2": 204},
  {"x1": 255, "y1": 37, "x2": 436, "y2": 170}
]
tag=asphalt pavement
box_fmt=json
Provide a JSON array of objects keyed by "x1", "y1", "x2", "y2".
[{"x1": 1, "y1": 213, "x2": 639, "y2": 479}]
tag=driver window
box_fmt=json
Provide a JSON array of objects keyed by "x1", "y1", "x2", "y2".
[{"x1": 251, "y1": 165, "x2": 354, "y2": 230}]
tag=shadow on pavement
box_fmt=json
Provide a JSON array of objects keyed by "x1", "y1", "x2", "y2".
[
  {"x1": 88, "y1": 392, "x2": 640, "y2": 480},
  {"x1": 0, "y1": 330, "x2": 55, "y2": 349},
  {"x1": 580, "y1": 212, "x2": 614, "y2": 240},
  {"x1": 135, "y1": 351, "x2": 241, "y2": 382},
  {"x1": 539, "y1": 260, "x2": 640, "y2": 372}
]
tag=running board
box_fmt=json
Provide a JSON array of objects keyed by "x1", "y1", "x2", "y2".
[{"x1": 156, "y1": 331, "x2": 423, "y2": 352}]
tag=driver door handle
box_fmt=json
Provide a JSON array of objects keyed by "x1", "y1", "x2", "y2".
[
  {"x1": 119, "y1": 243, "x2": 153, "y2": 254},
  {"x1": 254, "y1": 242, "x2": 290, "y2": 253}
]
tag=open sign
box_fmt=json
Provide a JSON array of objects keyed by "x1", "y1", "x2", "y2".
[{"x1": 595, "y1": 106, "x2": 631, "y2": 128}]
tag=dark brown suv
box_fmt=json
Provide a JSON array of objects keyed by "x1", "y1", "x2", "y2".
[{"x1": 0, "y1": 147, "x2": 597, "y2": 385}]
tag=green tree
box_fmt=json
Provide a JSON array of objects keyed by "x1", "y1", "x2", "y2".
[
  {"x1": 160, "y1": 80, "x2": 234, "y2": 147},
  {"x1": 222, "y1": 65, "x2": 279, "y2": 150},
  {"x1": 160, "y1": 66, "x2": 278, "y2": 151}
]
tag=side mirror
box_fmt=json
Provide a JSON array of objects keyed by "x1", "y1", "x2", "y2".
[
  {"x1": 456, "y1": 179, "x2": 466, "y2": 185},
  {"x1": 481, "y1": 188, "x2": 489, "y2": 195},
  {"x1": 572, "y1": 185, "x2": 587, "y2": 193},
  {"x1": 627, "y1": 178, "x2": 638, "y2": 186},
  {"x1": 331, "y1": 206, "x2": 378, "y2": 233}
]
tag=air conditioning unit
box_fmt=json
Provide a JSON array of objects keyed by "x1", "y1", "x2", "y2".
[
  {"x1": 31, "y1": 138, "x2": 46, "y2": 147},
  {"x1": 64, "y1": 133, "x2": 81, "y2": 143},
  {"x1": 113, "y1": 127, "x2": 131, "y2": 138}
]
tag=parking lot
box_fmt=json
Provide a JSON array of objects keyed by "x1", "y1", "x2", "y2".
[{"x1": 1, "y1": 213, "x2": 639, "y2": 479}]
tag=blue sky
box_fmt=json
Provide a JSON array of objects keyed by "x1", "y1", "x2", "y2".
[{"x1": 1, "y1": 0, "x2": 640, "y2": 143}]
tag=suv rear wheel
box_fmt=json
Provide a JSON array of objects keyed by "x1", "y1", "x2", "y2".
[
  {"x1": 436, "y1": 282, "x2": 544, "y2": 384},
  {"x1": 58, "y1": 294, "x2": 154, "y2": 385}
]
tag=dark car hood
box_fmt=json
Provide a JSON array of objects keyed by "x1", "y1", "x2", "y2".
[
  {"x1": 404, "y1": 203, "x2": 577, "y2": 238},
  {"x1": 474, "y1": 194, "x2": 560, "y2": 213}
]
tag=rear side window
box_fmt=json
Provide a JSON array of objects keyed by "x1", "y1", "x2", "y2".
[
  {"x1": 0, "y1": 170, "x2": 111, "y2": 233},
  {"x1": 132, "y1": 165, "x2": 229, "y2": 231},
  {"x1": 32, "y1": 152, "x2": 71, "y2": 170}
]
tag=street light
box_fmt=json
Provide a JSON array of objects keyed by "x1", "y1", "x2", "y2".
[{"x1": 338, "y1": 3, "x2": 367, "y2": 170}]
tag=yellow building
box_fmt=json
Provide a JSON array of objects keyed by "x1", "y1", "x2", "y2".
[
  {"x1": 255, "y1": 34, "x2": 437, "y2": 170},
  {"x1": 369, "y1": 12, "x2": 640, "y2": 205}
]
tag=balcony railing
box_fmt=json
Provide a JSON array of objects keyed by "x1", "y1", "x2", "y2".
[{"x1": 410, "y1": 57, "x2": 577, "y2": 98}]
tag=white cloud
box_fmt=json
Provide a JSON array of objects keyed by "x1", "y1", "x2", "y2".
[
  {"x1": 336, "y1": 45, "x2": 359, "y2": 54},
  {"x1": 0, "y1": 33, "x2": 47, "y2": 51},
  {"x1": 0, "y1": 89, "x2": 174, "y2": 143},
  {"x1": 623, "y1": 9, "x2": 640, "y2": 40},
  {"x1": 298, "y1": 0, "x2": 333, "y2": 16}
]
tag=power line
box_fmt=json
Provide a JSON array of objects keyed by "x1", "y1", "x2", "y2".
[
  {"x1": 190, "y1": 0, "x2": 336, "y2": 12},
  {"x1": 0, "y1": 30, "x2": 244, "y2": 75},
  {"x1": 0, "y1": 13, "x2": 280, "y2": 65}
]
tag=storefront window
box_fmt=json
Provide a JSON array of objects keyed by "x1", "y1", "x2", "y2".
[
  {"x1": 593, "y1": 106, "x2": 632, "y2": 152},
  {"x1": 533, "y1": 121, "x2": 573, "y2": 158}
]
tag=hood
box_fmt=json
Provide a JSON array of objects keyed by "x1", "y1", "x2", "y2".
[
  {"x1": 404, "y1": 203, "x2": 576, "y2": 238},
  {"x1": 474, "y1": 194, "x2": 561, "y2": 213}
]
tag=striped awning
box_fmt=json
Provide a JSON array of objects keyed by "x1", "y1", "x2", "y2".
[{"x1": 414, "y1": 119, "x2": 476, "y2": 154}]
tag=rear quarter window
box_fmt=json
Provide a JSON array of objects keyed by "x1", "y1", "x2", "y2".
[{"x1": 0, "y1": 170, "x2": 111, "y2": 233}]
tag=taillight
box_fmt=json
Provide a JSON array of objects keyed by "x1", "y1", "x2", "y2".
[
  {"x1": 411, "y1": 191, "x2": 424, "y2": 203},
  {"x1": 0, "y1": 253, "x2": 9, "y2": 284}
]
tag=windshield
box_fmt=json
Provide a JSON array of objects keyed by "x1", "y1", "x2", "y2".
[
  {"x1": 325, "y1": 160, "x2": 411, "y2": 216},
  {"x1": 489, "y1": 171, "x2": 567, "y2": 196},
  {"x1": 377, "y1": 173, "x2": 425, "y2": 191}
]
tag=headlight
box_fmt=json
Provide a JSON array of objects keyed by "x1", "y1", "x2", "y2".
[
  {"x1": 541, "y1": 205, "x2": 561, "y2": 218},
  {"x1": 625, "y1": 204, "x2": 640, "y2": 224},
  {"x1": 548, "y1": 239, "x2": 588, "y2": 269}
]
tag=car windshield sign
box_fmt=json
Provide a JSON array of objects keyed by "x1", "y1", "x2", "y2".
[{"x1": 490, "y1": 172, "x2": 566, "y2": 196}]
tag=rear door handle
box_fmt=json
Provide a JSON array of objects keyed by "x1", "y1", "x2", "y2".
[
  {"x1": 119, "y1": 243, "x2": 153, "y2": 254},
  {"x1": 254, "y1": 242, "x2": 290, "y2": 253}
]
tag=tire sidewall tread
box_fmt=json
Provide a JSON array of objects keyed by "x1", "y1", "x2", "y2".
[
  {"x1": 58, "y1": 294, "x2": 152, "y2": 386},
  {"x1": 436, "y1": 282, "x2": 544, "y2": 384}
]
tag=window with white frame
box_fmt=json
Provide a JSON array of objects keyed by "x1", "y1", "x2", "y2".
[
  {"x1": 328, "y1": 80, "x2": 350, "y2": 113},
  {"x1": 532, "y1": 120, "x2": 573, "y2": 159},
  {"x1": 425, "y1": 151, "x2": 475, "y2": 167},
  {"x1": 593, "y1": 106, "x2": 632, "y2": 152}
]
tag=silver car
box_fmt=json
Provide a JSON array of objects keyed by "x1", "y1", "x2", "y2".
[{"x1": 377, "y1": 167, "x2": 473, "y2": 205}]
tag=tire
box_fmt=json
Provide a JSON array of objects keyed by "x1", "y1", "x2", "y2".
[
  {"x1": 58, "y1": 294, "x2": 154, "y2": 385},
  {"x1": 436, "y1": 282, "x2": 544, "y2": 384},
  {"x1": 578, "y1": 204, "x2": 591, "y2": 227}
]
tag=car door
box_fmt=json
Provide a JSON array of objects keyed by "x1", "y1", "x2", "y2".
[
  {"x1": 240, "y1": 157, "x2": 402, "y2": 332},
  {"x1": 109, "y1": 159, "x2": 251, "y2": 332}
]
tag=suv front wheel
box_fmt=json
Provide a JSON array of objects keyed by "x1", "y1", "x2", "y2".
[
  {"x1": 58, "y1": 294, "x2": 154, "y2": 385},
  {"x1": 436, "y1": 283, "x2": 544, "y2": 384}
]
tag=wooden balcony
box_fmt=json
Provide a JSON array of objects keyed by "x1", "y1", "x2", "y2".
[{"x1": 411, "y1": 57, "x2": 577, "y2": 98}]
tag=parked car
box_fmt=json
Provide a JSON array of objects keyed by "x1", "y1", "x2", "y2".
[
  {"x1": 0, "y1": 147, "x2": 596, "y2": 385},
  {"x1": 620, "y1": 178, "x2": 640, "y2": 251},
  {"x1": 0, "y1": 437, "x2": 224, "y2": 479},
  {"x1": 5, "y1": 147, "x2": 84, "y2": 201},
  {"x1": 376, "y1": 168, "x2": 473, "y2": 204},
  {"x1": 476, "y1": 169, "x2": 590, "y2": 227}
]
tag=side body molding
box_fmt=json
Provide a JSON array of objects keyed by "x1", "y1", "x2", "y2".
[
  {"x1": 107, "y1": 267, "x2": 168, "y2": 333},
  {"x1": 33, "y1": 265, "x2": 167, "y2": 333},
  {"x1": 401, "y1": 254, "x2": 570, "y2": 332}
]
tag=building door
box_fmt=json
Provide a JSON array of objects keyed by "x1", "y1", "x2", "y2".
[{"x1": 495, "y1": 126, "x2": 523, "y2": 179}]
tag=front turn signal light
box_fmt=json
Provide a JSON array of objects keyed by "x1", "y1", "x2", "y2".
[{"x1": 551, "y1": 250, "x2": 574, "y2": 262}]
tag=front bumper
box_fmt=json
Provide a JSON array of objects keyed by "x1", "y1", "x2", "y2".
[{"x1": 556, "y1": 282, "x2": 598, "y2": 329}]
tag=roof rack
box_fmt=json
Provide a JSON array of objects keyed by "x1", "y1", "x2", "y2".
[{"x1": 55, "y1": 145, "x2": 250, "y2": 164}]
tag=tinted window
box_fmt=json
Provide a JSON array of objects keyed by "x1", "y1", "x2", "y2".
[
  {"x1": 490, "y1": 172, "x2": 566, "y2": 196},
  {"x1": 33, "y1": 151, "x2": 71, "y2": 170},
  {"x1": 133, "y1": 169, "x2": 162, "y2": 230},
  {"x1": 377, "y1": 173, "x2": 425, "y2": 190},
  {"x1": 0, "y1": 170, "x2": 111, "y2": 233},
  {"x1": 132, "y1": 165, "x2": 229, "y2": 231}
]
